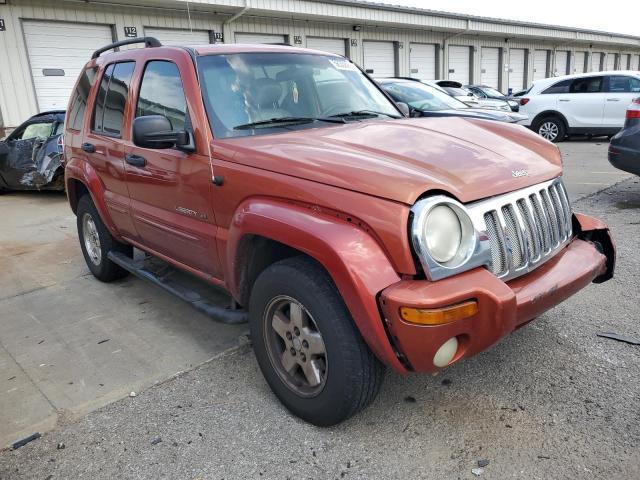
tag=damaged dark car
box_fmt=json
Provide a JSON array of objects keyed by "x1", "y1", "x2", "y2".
[{"x1": 0, "y1": 110, "x2": 66, "y2": 192}]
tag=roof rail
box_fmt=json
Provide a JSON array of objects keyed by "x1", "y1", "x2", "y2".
[{"x1": 91, "y1": 37, "x2": 162, "y2": 59}]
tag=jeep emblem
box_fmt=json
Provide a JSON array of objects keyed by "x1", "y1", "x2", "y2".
[{"x1": 512, "y1": 169, "x2": 528, "y2": 178}]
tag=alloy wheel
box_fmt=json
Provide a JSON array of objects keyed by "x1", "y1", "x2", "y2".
[
  {"x1": 82, "y1": 213, "x2": 102, "y2": 266},
  {"x1": 539, "y1": 121, "x2": 559, "y2": 141}
]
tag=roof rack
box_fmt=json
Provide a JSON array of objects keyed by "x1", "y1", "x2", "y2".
[{"x1": 91, "y1": 37, "x2": 162, "y2": 59}]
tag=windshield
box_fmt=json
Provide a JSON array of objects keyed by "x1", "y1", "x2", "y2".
[
  {"x1": 381, "y1": 81, "x2": 468, "y2": 111},
  {"x1": 443, "y1": 87, "x2": 474, "y2": 98},
  {"x1": 197, "y1": 53, "x2": 399, "y2": 138}
]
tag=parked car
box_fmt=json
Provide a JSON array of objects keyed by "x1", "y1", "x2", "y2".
[
  {"x1": 378, "y1": 78, "x2": 527, "y2": 123},
  {"x1": 66, "y1": 38, "x2": 615, "y2": 426},
  {"x1": 427, "y1": 80, "x2": 512, "y2": 111},
  {"x1": 465, "y1": 84, "x2": 520, "y2": 112},
  {"x1": 608, "y1": 97, "x2": 640, "y2": 175},
  {"x1": 0, "y1": 110, "x2": 65, "y2": 192},
  {"x1": 518, "y1": 71, "x2": 640, "y2": 142}
]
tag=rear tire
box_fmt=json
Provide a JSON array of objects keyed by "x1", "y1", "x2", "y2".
[
  {"x1": 76, "y1": 194, "x2": 131, "y2": 282},
  {"x1": 534, "y1": 116, "x2": 566, "y2": 143},
  {"x1": 249, "y1": 256, "x2": 385, "y2": 426}
]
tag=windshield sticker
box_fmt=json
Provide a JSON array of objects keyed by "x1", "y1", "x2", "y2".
[{"x1": 329, "y1": 58, "x2": 358, "y2": 71}]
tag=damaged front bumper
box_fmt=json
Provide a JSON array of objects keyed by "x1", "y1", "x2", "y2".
[{"x1": 379, "y1": 213, "x2": 615, "y2": 373}]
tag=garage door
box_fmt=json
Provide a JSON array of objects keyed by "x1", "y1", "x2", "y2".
[
  {"x1": 620, "y1": 53, "x2": 630, "y2": 70},
  {"x1": 508, "y1": 48, "x2": 526, "y2": 91},
  {"x1": 633, "y1": 55, "x2": 640, "y2": 70},
  {"x1": 23, "y1": 20, "x2": 113, "y2": 112},
  {"x1": 235, "y1": 33, "x2": 287, "y2": 44},
  {"x1": 533, "y1": 50, "x2": 549, "y2": 81},
  {"x1": 480, "y1": 47, "x2": 500, "y2": 89},
  {"x1": 409, "y1": 43, "x2": 436, "y2": 80},
  {"x1": 555, "y1": 51, "x2": 569, "y2": 76},
  {"x1": 306, "y1": 37, "x2": 346, "y2": 56},
  {"x1": 605, "y1": 53, "x2": 616, "y2": 71},
  {"x1": 592, "y1": 52, "x2": 604, "y2": 71},
  {"x1": 448, "y1": 46, "x2": 471, "y2": 84},
  {"x1": 145, "y1": 27, "x2": 210, "y2": 46},
  {"x1": 363, "y1": 41, "x2": 395, "y2": 78},
  {"x1": 574, "y1": 51, "x2": 587, "y2": 73}
]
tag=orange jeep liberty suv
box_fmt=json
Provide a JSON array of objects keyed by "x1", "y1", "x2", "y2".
[{"x1": 64, "y1": 38, "x2": 615, "y2": 426}]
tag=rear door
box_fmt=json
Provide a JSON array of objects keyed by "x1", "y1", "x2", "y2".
[
  {"x1": 124, "y1": 57, "x2": 221, "y2": 277},
  {"x1": 557, "y1": 75, "x2": 606, "y2": 128},
  {"x1": 602, "y1": 75, "x2": 640, "y2": 128}
]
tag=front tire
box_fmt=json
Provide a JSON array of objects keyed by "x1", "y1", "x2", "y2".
[
  {"x1": 249, "y1": 256, "x2": 385, "y2": 426},
  {"x1": 534, "y1": 116, "x2": 566, "y2": 143},
  {"x1": 76, "y1": 194, "x2": 131, "y2": 282}
]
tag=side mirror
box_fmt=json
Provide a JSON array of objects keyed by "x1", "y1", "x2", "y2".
[
  {"x1": 132, "y1": 115, "x2": 191, "y2": 150},
  {"x1": 395, "y1": 102, "x2": 410, "y2": 117},
  {"x1": 0, "y1": 141, "x2": 9, "y2": 155}
]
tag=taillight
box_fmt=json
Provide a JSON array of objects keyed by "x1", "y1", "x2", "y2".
[
  {"x1": 519, "y1": 98, "x2": 530, "y2": 106},
  {"x1": 626, "y1": 109, "x2": 640, "y2": 119}
]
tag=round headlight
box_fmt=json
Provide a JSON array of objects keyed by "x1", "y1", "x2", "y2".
[{"x1": 424, "y1": 205, "x2": 462, "y2": 263}]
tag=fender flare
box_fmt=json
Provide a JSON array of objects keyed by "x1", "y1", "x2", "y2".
[
  {"x1": 226, "y1": 197, "x2": 407, "y2": 373},
  {"x1": 65, "y1": 157, "x2": 120, "y2": 236}
]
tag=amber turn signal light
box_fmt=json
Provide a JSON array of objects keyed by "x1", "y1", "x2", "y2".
[{"x1": 400, "y1": 300, "x2": 478, "y2": 325}]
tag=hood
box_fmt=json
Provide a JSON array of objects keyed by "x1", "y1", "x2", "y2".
[{"x1": 218, "y1": 117, "x2": 562, "y2": 205}]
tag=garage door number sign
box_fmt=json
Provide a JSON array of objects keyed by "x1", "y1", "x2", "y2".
[
  {"x1": 0, "y1": 19, "x2": 6, "y2": 31},
  {"x1": 124, "y1": 26, "x2": 137, "y2": 38}
]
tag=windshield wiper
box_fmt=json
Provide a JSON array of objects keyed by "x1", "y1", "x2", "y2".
[
  {"x1": 234, "y1": 116, "x2": 345, "y2": 130},
  {"x1": 328, "y1": 110, "x2": 401, "y2": 119}
]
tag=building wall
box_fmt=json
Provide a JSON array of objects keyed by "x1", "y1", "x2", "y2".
[{"x1": 1, "y1": 0, "x2": 639, "y2": 127}]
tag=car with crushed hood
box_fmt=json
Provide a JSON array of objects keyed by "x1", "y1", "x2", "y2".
[
  {"x1": 0, "y1": 111, "x2": 65, "y2": 192},
  {"x1": 65, "y1": 39, "x2": 615, "y2": 426}
]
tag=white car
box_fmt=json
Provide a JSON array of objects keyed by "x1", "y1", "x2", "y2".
[
  {"x1": 425, "y1": 80, "x2": 513, "y2": 112},
  {"x1": 518, "y1": 71, "x2": 640, "y2": 142}
]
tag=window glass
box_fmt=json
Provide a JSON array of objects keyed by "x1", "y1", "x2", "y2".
[
  {"x1": 102, "y1": 62, "x2": 135, "y2": 136},
  {"x1": 68, "y1": 67, "x2": 97, "y2": 131},
  {"x1": 93, "y1": 64, "x2": 113, "y2": 134},
  {"x1": 136, "y1": 61, "x2": 187, "y2": 131},
  {"x1": 381, "y1": 81, "x2": 467, "y2": 111},
  {"x1": 20, "y1": 123, "x2": 54, "y2": 140},
  {"x1": 607, "y1": 76, "x2": 640, "y2": 93},
  {"x1": 542, "y1": 79, "x2": 572, "y2": 94},
  {"x1": 569, "y1": 76, "x2": 603, "y2": 93}
]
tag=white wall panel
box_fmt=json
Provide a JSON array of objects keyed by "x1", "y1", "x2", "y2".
[
  {"x1": 144, "y1": 27, "x2": 210, "y2": 46},
  {"x1": 235, "y1": 32, "x2": 287, "y2": 44}
]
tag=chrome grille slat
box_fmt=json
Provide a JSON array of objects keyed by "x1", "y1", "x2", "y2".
[{"x1": 468, "y1": 178, "x2": 573, "y2": 282}]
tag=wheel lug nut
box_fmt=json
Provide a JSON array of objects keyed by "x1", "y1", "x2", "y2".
[
  {"x1": 302, "y1": 340, "x2": 309, "y2": 349},
  {"x1": 286, "y1": 332, "x2": 292, "y2": 340},
  {"x1": 294, "y1": 327, "x2": 300, "y2": 336},
  {"x1": 290, "y1": 348, "x2": 296, "y2": 356}
]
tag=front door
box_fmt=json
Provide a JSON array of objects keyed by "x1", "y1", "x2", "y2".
[
  {"x1": 602, "y1": 75, "x2": 640, "y2": 128},
  {"x1": 124, "y1": 58, "x2": 221, "y2": 278},
  {"x1": 557, "y1": 76, "x2": 606, "y2": 128}
]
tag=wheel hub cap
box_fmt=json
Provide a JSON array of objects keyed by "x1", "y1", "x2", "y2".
[
  {"x1": 82, "y1": 213, "x2": 101, "y2": 266},
  {"x1": 539, "y1": 121, "x2": 559, "y2": 140}
]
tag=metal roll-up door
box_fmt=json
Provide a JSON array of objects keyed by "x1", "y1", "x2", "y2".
[
  {"x1": 533, "y1": 50, "x2": 549, "y2": 81},
  {"x1": 508, "y1": 48, "x2": 526, "y2": 91},
  {"x1": 480, "y1": 47, "x2": 500, "y2": 89},
  {"x1": 409, "y1": 43, "x2": 436, "y2": 80},
  {"x1": 633, "y1": 55, "x2": 640, "y2": 70},
  {"x1": 574, "y1": 52, "x2": 587, "y2": 73},
  {"x1": 555, "y1": 51, "x2": 569, "y2": 76},
  {"x1": 306, "y1": 37, "x2": 346, "y2": 56},
  {"x1": 620, "y1": 54, "x2": 630, "y2": 70},
  {"x1": 448, "y1": 45, "x2": 471, "y2": 84},
  {"x1": 605, "y1": 53, "x2": 616, "y2": 71},
  {"x1": 592, "y1": 52, "x2": 604, "y2": 71},
  {"x1": 144, "y1": 27, "x2": 210, "y2": 46},
  {"x1": 363, "y1": 41, "x2": 396, "y2": 78},
  {"x1": 235, "y1": 33, "x2": 287, "y2": 44},
  {"x1": 23, "y1": 20, "x2": 113, "y2": 112}
]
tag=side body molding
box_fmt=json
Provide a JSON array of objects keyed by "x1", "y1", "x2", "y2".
[{"x1": 225, "y1": 198, "x2": 407, "y2": 373}]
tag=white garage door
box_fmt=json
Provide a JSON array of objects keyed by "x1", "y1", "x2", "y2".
[
  {"x1": 448, "y1": 45, "x2": 471, "y2": 84},
  {"x1": 592, "y1": 52, "x2": 604, "y2": 71},
  {"x1": 555, "y1": 51, "x2": 569, "y2": 76},
  {"x1": 23, "y1": 20, "x2": 113, "y2": 112},
  {"x1": 633, "y1": 55, "x2": 640, "y2": 70},
  {"x1": 533, "y1": 50, "x2": 549, "y2": 81},
  {"x1": 306, "y1": 37, "x2": 346, "y2": 56},
  {"x1": 235, "y1": 33, "x2": 287, "y2": 44},
  {"x1": 363, "y1": 41, "x2": 395, "y2": 78},
  {"x1": 409, "y1": 43, "x2": 436, "y2": 80},
  {"x1": 605, "y1": 53, "x2": 616, "y2": 71},
  {"x1": 508, "y1": 48, "x2": 526, "y2": 91},
  {"x1": 620, "y1": 54, "x2": 630, "y2": 70},
  {"x1": 480, "y1": 47, "x2": 500, "y2": 89},
  {"x1": 145, "y1": 27, "x2": 210, "y2": 46},
  {"x1": 574, "y1": 51, "x2": 587, "y2": 73}
]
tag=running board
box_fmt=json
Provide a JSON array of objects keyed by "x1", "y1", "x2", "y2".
[{"x1": 107, "y1": 251, "x2": 247, "y2": 325}]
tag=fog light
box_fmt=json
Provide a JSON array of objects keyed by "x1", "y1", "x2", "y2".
[
  {"x1": 400, "y1": 300, "x2": 478, "y2": 325},
  {"x1": 433, "y1": 337, "x2": 459, "y2": 368}
]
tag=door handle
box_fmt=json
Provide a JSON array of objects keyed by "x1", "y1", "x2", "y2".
[
  {"x1": 606, "y1": 98, "x2": 621, "y2": 101},
  {"x1": 81, "y1": 142, "x2": 96, "y2": 153},
  {"x1": 125, "y1": 153, "x2": 146, "y2": 168}
]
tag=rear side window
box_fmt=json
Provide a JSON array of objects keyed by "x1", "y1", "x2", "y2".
[
  {"x1": 136, "y1": 61, "x2": 187, "y2": 131},
  {"x1": 569, "y1": 76, "x2": 603, "y2": 93},
  {"x1": 92, "y1": 62, "x2": 135, "y2": 137},
  {"x1": 607, "y1": 76, "x2": 640, "y2": 93},
  {"x1": 68, "y1": 67, "x2": 97, "y2": 131},
  {"x1": 542, "y1": 79, "x2": 572, "y2": 94}
]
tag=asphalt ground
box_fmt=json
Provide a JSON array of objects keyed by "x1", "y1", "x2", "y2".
[{"x1": 1, "y1": 140, "x2": 639, "y2": 479}]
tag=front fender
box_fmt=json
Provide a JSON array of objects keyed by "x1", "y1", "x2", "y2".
[{"x1": 226, "y1": 197, "x2": 407, "y2": 373}]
